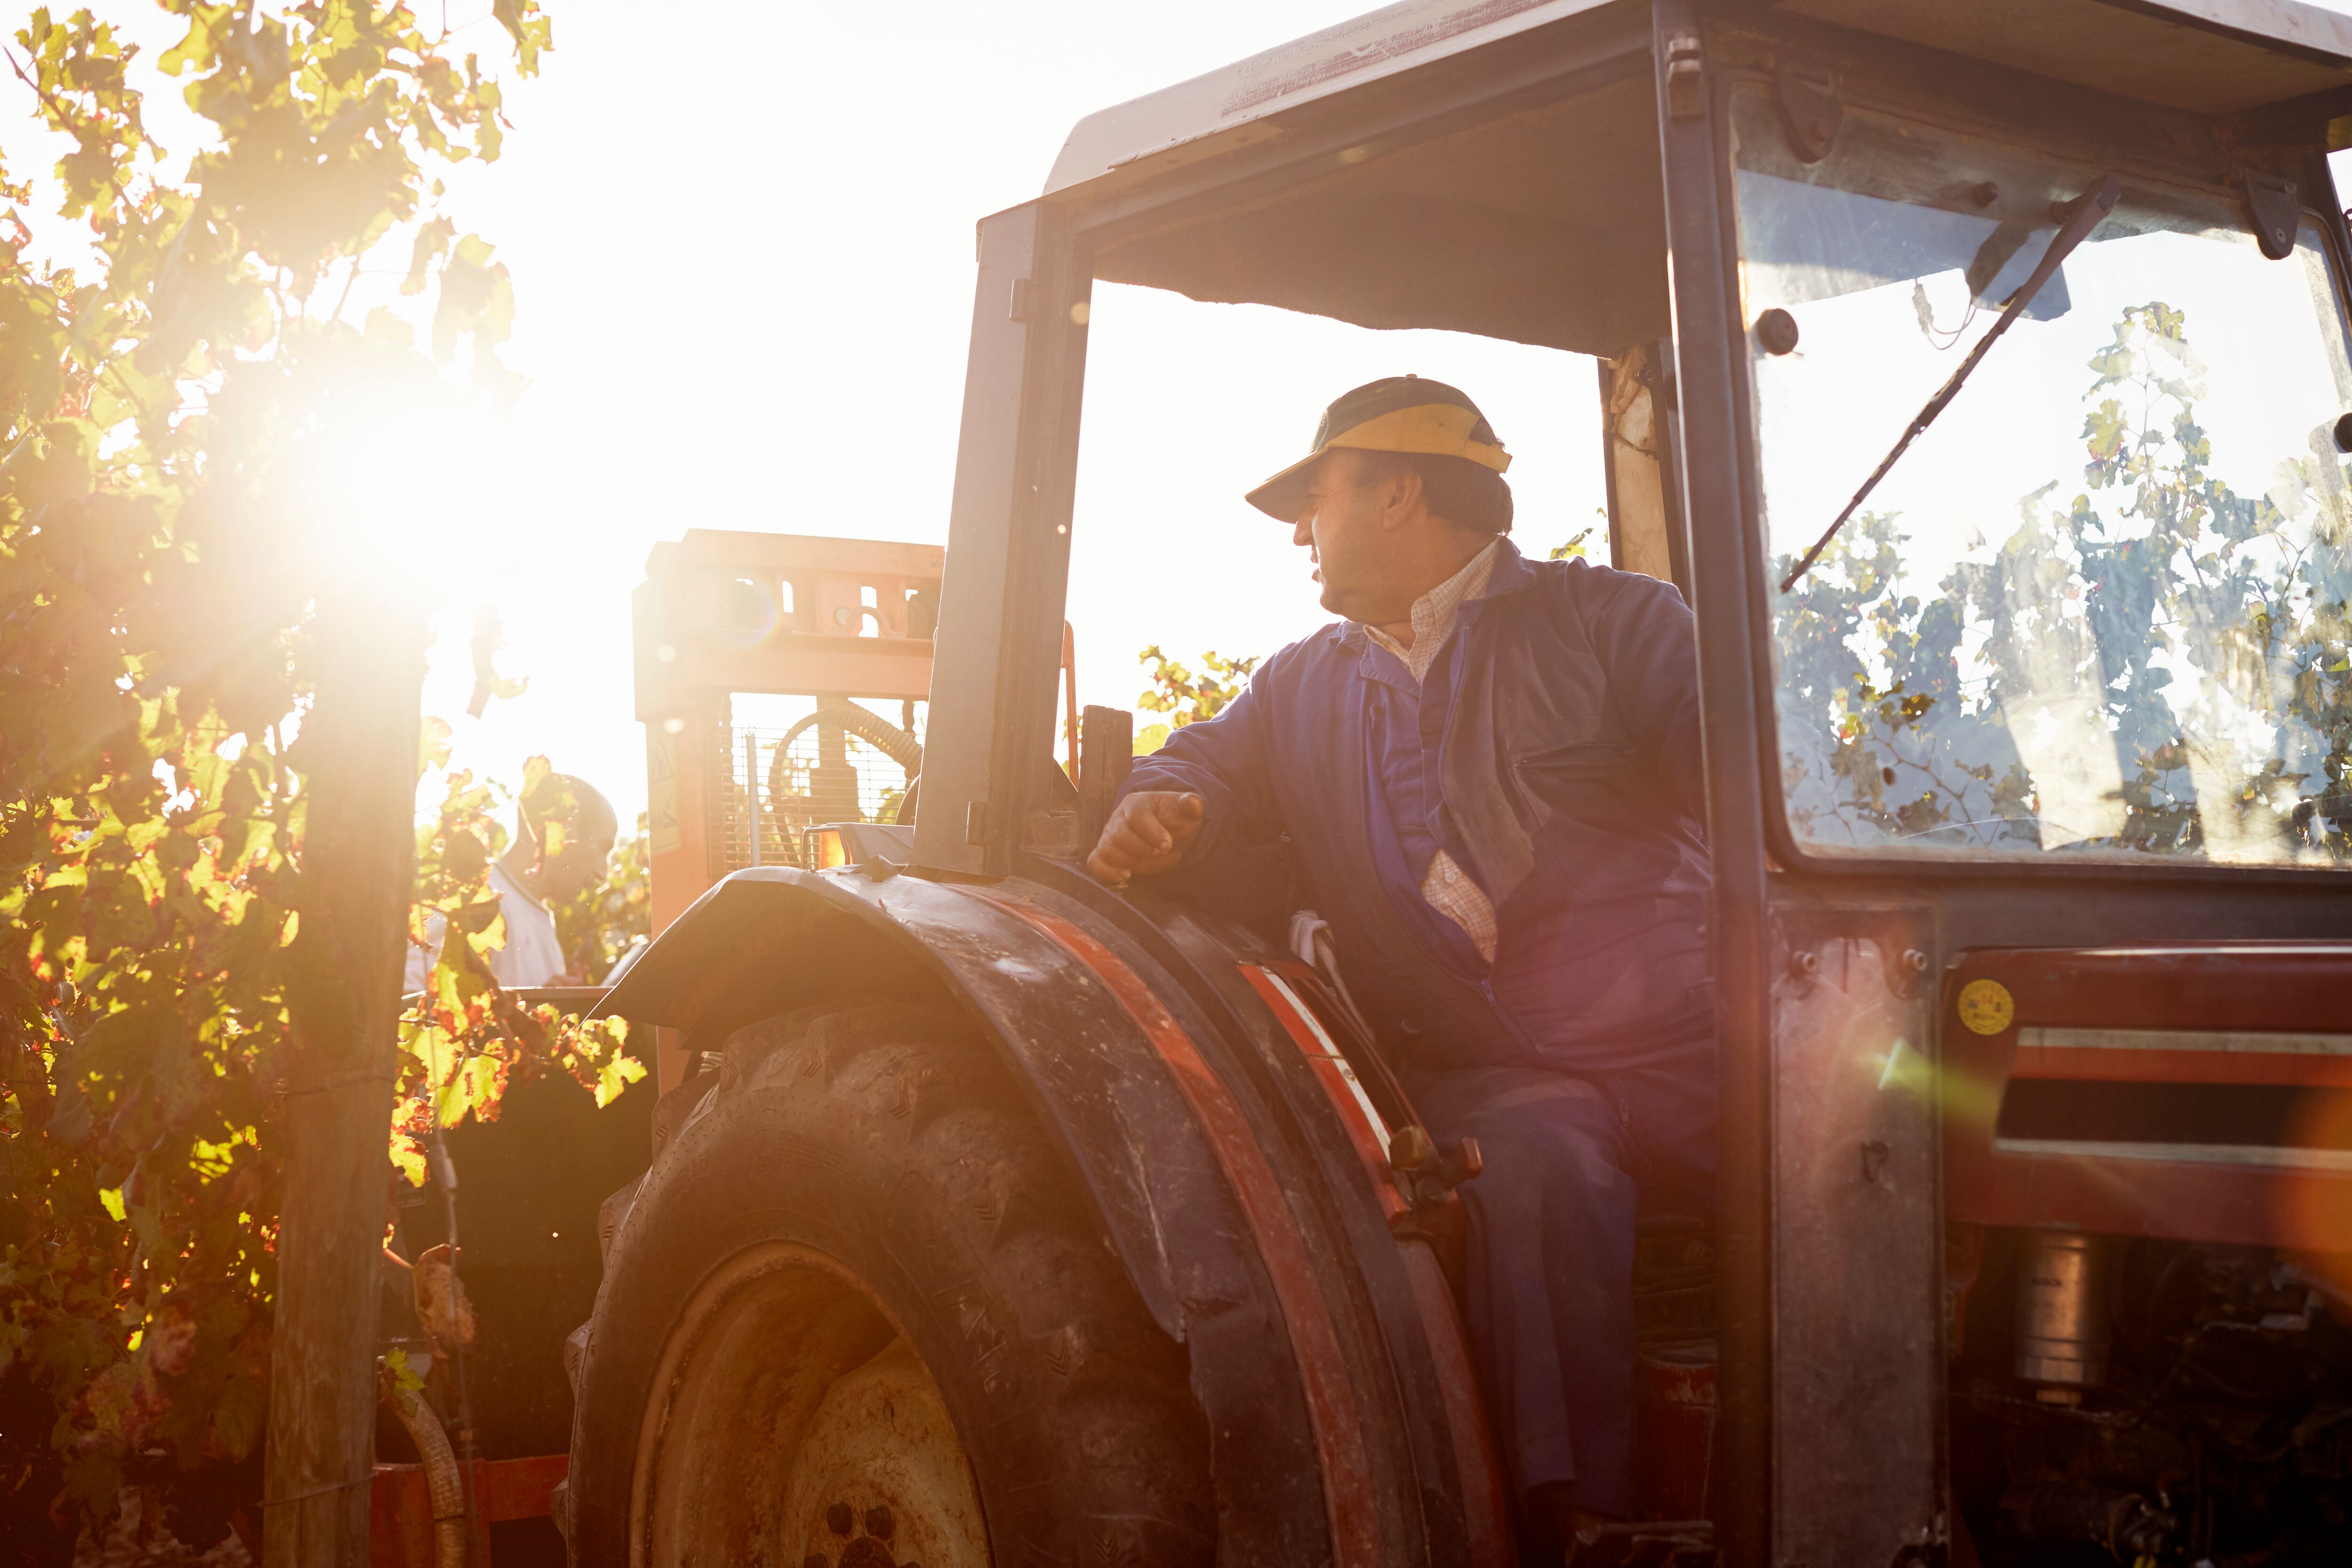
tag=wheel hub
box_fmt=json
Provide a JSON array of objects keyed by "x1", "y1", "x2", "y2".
[
  {"x1": 784, "y1": 1339, "x2": 982, "y2": 1568},
  {"x1": 633, "y1": 1244, "x2": 989, "y2": 1568}
]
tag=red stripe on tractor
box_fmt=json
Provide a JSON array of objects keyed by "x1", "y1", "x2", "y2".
[
  {"x1": 1240, "y1": 964, "x2": 1409, "y2": 1224},
  {"x1": 2010, "y1": 1046, "x2": 2352, "y2": 1088},
  {"x1": 968, "y1": 889, "x2": 1384, "y2": 1568},
  {"x1": 1240, "y1": 963, "x2": 1516, "y2": 1568}
]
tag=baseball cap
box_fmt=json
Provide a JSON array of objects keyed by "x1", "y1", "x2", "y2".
[{"x1": 1245, "y1": 374, "x2": 1511, "y2": 521}]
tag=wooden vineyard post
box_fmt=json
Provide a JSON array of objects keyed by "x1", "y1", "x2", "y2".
[{"x1": 264, "y1": 591, "x2": 428, "y2": 1567}]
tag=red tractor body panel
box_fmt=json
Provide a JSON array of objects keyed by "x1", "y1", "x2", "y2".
[{"x1": 1944, "y1": 944, "x2": 2352, "y2": 1249}]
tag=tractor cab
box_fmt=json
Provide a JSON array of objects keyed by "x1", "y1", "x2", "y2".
[{"x1": 583, "y1": 5, "x2": 2352, "y2": 1566}]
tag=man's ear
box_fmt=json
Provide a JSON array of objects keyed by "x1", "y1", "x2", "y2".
[{"x1": 1377, "y1": 462, "x2": 1425, "y2": 532}]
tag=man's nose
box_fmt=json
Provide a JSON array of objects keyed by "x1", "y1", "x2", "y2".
[{"x1": 1291, "y1": 511, "x2": 1314, "y2": 547}]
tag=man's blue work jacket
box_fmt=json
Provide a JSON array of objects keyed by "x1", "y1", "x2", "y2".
[{"x1": 1122, "y1": 539, "x2": 1712, "y2": 1082}]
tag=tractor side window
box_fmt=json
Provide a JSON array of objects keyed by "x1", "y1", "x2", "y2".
[{"x1": 1733, "y1": 86, "x2": 2352, "y2": 868}]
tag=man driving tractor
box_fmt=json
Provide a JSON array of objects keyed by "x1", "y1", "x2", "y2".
[{"x1": 1086, "y1": 375, "x2": 1717, "y2": 1551}]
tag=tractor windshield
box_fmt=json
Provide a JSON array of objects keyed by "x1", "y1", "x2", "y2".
[{"x1": 1733, "y1": 87, "x2": 2352, "y2": 867}]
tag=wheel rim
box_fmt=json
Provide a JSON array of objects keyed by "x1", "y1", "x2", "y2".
[{"x1": 631, "y1": 1242, "x2": 990, "y2": 1568}]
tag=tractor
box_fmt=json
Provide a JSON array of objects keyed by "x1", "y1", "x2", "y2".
[{"x1": 541, "y1": 3, "x2": 2352, "y2": 1565}]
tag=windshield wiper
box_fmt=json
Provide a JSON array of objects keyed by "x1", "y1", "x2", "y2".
[{"x1": 1778, "y1": 173, "x2": 2122, "y2": 594}]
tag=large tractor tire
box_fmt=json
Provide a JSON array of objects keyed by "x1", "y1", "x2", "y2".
[{"x1": 565, "y1": 1001, "x2": 1215, "y2": 1568}]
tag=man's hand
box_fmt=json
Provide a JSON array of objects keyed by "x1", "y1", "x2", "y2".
[{"x1": 1087, "y1": 791, "x2": 1206, "y2": 886}]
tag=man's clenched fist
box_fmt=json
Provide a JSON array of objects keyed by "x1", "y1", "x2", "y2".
[{"x1": 1086, "y1": 791, "x2": 1206, "y2": 886}]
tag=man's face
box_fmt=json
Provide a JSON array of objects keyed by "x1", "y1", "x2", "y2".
[
  {"x1": 540, "y1": 814, "x2": 617, "y2": 904},
  {"x1": 1289, "y1": 450, "x2": 1398, "y2": 621}
]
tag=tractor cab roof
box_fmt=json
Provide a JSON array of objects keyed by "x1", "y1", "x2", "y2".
[
  {"x1": 1049, "y1": 0, "x2": 2352, "y2": 196},
  {"x1": 1044, "y1": 0, "x2": 2352, "y2": 357}
]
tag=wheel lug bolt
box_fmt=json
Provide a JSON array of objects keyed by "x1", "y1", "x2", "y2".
[
  {"x1": 865, "y1": 1504, "x2": 894, "y2": 1539},
  {"x1": 826, "y1": 1502, "x2": 853, "y2": 1536}
]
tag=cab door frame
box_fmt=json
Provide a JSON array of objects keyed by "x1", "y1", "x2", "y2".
[
  {"x1": 1677, "y1": 7, "x2": 2352, "y2": 1566},
  {"x1": 914, "y1": 203, "x2": 1094, "y2": 879}
]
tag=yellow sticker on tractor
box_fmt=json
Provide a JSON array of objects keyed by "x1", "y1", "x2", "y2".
[{"x1": 1955, "y1": 979, "x2": 2016, "y2": 1036}]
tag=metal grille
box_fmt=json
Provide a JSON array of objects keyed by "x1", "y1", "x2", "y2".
[{"x1": 712, "y1": 700, "x2": 926, "y2": 873}]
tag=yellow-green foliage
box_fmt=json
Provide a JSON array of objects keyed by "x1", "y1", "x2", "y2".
[
  {"x1": 1133, "y1": 644, "x2": 1259, "y2": 756},
  {"x1": 0, "y1": 1, "x2": 589, "y2": 1539}
]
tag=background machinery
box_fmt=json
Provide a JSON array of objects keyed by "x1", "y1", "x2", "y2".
[{"x1": 372, "y1": 534, "x2": 980, "y2": 1565}]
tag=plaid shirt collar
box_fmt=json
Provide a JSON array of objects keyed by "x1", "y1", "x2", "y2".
[{"x1": 1362, "y1": 537, "x2": 1503, "y2": 685}]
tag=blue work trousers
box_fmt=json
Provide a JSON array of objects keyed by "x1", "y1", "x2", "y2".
[{"x1": 1410, "y1": 1040, "x2": 1717, "y2": 1521}]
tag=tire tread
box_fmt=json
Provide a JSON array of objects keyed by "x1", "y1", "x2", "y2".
[{"x1": 567, "y1": 1000, "x2": 1211, "y2": 1568}]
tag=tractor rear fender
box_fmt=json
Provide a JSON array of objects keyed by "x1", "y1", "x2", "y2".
[{"x1": 598, "y1": 861, "x2": 1510, "y2": 1568}]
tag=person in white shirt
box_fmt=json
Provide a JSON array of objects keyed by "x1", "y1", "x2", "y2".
[{"x1": 407, "y1": 774, "x2": 619, "y2": 992}]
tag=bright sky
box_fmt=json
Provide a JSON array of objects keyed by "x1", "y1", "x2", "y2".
[
  {"x1": 11, "y1": 0, "x2": 2352, "y2": 835},
  {"x1": 413, "y1": 0, "x2": 1600, "y2": 828},
  {"x1": 7, "y1": 0, "x2": 1603, "y2": 828}
]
